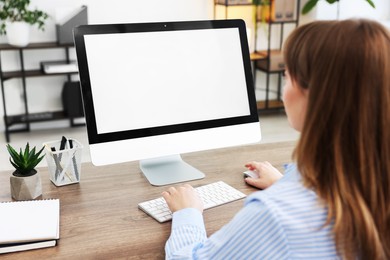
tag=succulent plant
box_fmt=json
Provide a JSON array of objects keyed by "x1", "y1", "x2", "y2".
[{"x1": 6, "y1": 143, "x2": 45, "y2": 177}]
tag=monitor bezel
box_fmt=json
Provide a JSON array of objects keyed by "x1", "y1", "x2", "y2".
[{"x1": 73, "y1": 19, "x2": 258, "y2": 145}]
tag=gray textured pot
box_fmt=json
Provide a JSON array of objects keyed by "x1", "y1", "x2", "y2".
[{"x1": 10, "y1": 170, "x2": 42, "y2": 200}]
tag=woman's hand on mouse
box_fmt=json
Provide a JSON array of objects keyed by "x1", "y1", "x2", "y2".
[
  {"x1": 162, "y1": 184, "x2": 204, "y2": 213},
  {"x1": 244, "y1": 161, "x2": 283, "y2": 189}
]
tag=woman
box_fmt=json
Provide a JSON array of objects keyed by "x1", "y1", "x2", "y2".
[{"x1": 162, "y1": 19, "x2": 390, "y2": 259}]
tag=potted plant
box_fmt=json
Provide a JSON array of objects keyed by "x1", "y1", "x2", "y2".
[
  {"x1": 302, "y1": 0, "x2": 375, "y2": 16},
  {"x1": 0, "y1": 0, "x2": 49, "y2": 47},
  {"x1": 6, "y1": 143, "x2": 45, "y2": 200}
]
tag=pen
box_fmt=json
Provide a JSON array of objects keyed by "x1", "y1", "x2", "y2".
[
  {"x1": 69, "y1": 139, "x2": 79, "y2": 181},
  {"x1": 50, "y1": 146, "x2": 74, "y2": 183},
  {"x1": 58, "y1": 136, "x2": 67, "y2": 161},
  {"x1": 50, "y1": 147, "x2": 60, "y2": 180}
]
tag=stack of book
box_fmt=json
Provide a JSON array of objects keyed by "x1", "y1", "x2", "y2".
[{"x1": 0, "y1": 199, "x2": 60, "y2": 254}]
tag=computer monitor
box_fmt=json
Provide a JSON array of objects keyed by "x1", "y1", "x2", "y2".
[{"x1": 73, "y1": 19, "x2": 261, "y2": 186}]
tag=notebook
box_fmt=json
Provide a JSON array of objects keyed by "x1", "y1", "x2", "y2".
[{"x1": 0, "y1": 199, "x2": 60, "y2": 254}]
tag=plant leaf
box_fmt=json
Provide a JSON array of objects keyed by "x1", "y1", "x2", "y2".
[
  {"x1": 36, "y1": 146, "x2": 45, "y2": 156},
  {"x1": 28, "y1": 146, "x2": 36, "y2": 161},
  {"x1": 302, "y1": 0, "x2": 319, "y2": 15},
  {"x1": 36, "y1": 155, "x2": 45, "y2": 166},
  {"x1": 365, "y1": 0, "x2": 375, "y2": 8},
  {"x1": 18, "y1": 148, "x2": 25, "y2": 166},
  {"x1": 6, "y1": 144, "x2": 19, "y2": 159},
  {"x1": 9, "y1": 158, "x2": 20, "y2": 171},
  {"x1": 7, "y1": 148, "x2": 23, "y2": 166},
  {"x1": 23, "y1": 142, "x2": 30, "y2": 160}
]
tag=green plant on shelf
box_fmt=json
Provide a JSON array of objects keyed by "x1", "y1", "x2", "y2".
[
  {"x1": 302, "y1": 0, "x2": 375, "y2": 15},
  {"x1": 0, "y1": 0, "x2": 49, "y2": 35},
  {"x1": 6, "y1": 143, "x2": 45, "y2": 177}
]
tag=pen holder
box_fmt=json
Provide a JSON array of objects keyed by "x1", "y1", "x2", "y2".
[{"x1": 43, "y1": 139, "x2": 83, "y2": 186}]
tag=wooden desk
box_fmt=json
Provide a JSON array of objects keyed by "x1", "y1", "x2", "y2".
[{"x1": 0, "y1": 141, "x2": 295, "y2": 259}]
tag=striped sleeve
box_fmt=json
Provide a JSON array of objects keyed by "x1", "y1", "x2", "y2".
[
  {"x1": 165, "y1": 208, "x2": 207, "y2": 259},
  {"x1": 165, "y1": 199, "x2": 291, "y2": 260},
  {"x1": 165, "y1": 164, "x2": 339, "y2": 259}
]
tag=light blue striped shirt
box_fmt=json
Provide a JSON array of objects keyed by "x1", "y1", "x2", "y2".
[{"x1": 165, "y1": 164, "x2": 339, "y2": 259}]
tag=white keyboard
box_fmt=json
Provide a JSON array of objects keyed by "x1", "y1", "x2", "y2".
[{"x1": 138, "y1": 181, "x2": 246, "y2": 223}]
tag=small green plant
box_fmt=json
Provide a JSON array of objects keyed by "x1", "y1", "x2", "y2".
[
  {"x1": 6, "y1": 143, "x2": 45, "y2": 177},
  {"x1": 302, "y1": 0, "x2": 375, "y2": 15},
  {"x1": 0, "y1": 0, "x2": 49, "y2": 35}
]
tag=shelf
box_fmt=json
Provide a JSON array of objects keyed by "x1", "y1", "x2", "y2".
[
  {"x1": 214, "y1": 0, "x2": 253, "y2": 6},
  {"x1": 250, "y1": 52, "x2": 266, "y2": 61},
  {"x1": 255, "y1": 49, "x2": 285, "y2": 73},
  {"x1": 6, "y1": 111, "x2": 68, "y2": 126},
  {"x1": 256, "y1": 49, "x2": 282, "y2": 56},
  {"x1": 256, "y1": 59, "x2": 285, "y2": 73},
  {"x1": 2, "y1": 69, "x2": 78, "y2": 80},
  {"x1": 256, "y1": 19, "x2": 299, "y2": 25},
  {"x1": 215, "y1": 3, "x2": 253, "y2": 6},
  {"x1": 0, "y1": 41, "x2": 83, "y2": 142},
  {"x1": 0, "y1": 42, "x2": 73, "y2": 51},
  {"x1": 257, "y1": 100, "x2": 284, "y2": 110}
]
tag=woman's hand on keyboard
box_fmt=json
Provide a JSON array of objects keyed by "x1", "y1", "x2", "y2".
[
  {"x1": 162, "y1": 184, "x2": 204, "y2": 213},
  {"x1": 244, "y1": 161, "x2": 283, "y2": 189}
]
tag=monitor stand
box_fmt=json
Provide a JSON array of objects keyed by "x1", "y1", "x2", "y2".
[{"x1": 139, "y1": 154, "x2": 205, "y2": 186}]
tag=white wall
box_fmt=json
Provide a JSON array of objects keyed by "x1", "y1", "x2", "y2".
[
  {"x1": 0, "y1": 0, "x2": 389, "y2": 133},
  {"x1": 0, "y1": 0, "x2": 213, "y2": 132},
  {"x1": 0, "y1": 0, "x2": 213, "y2": 43}
]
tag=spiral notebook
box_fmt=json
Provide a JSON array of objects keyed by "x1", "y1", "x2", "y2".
[{"x1": 0, "y1": 199, "x2": 60, "y2": 254}]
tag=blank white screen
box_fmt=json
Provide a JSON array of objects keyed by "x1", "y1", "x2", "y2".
[{"x1": 84, "y1": 28, "x2": 250, "y2": 134}]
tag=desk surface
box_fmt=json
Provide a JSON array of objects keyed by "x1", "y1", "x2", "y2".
[{"x1": 0, "y1": 141, "x2": 295, "y2": 259}]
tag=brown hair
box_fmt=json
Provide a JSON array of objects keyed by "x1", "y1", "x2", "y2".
[{"x1": 283, "y1": 19, "x2": 390, "y2": 259}]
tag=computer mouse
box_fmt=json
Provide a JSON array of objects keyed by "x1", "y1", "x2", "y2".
[{"x1": 243, "y1": 170, "x2": 259, "y2": 179}]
